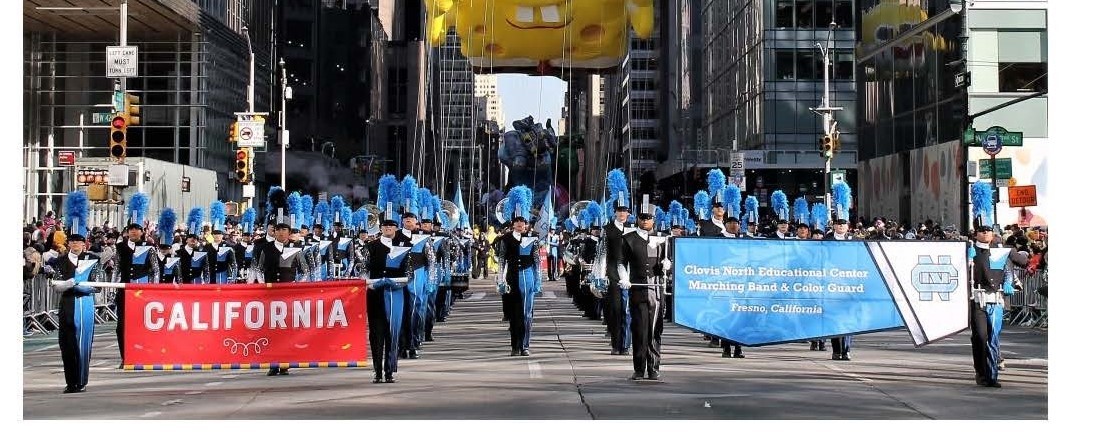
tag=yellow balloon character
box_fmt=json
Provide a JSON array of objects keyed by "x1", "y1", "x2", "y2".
[{"x1": 425, "y1": 0, "x2": 654, "y2": 75}]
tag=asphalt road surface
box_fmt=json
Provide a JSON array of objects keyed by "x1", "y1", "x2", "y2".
[{"x1": 23, "y1": 278, "x2": 1047, "y2": 420}]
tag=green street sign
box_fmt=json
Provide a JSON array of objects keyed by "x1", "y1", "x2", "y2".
[
  {"x1": 91, "y1": 112, "x2": 115, "y2": 125},
  {"x1": 965, "y1": 125, "x2": 1023, "y2": 147},
  {"x1": 978, "y1": 158, "x2": 1013, "y2": 179}
]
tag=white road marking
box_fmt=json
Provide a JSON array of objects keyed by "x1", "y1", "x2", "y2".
[
  {"x1": 161, "y1": 399, "x2": 183, "y2": 406},
  {"x1": 204, "y1": 381, "x2": 224, "y2": 387},
  {"x1": 468, "y1": 292, "x2": 486, "y2": 301},
  {"x1": 184, "y1": 391, "x2": 203, "y2": 395},
  {"x1": 527, "y1": 361, "x2": 542, "y2": 379},
  {"x1": 542, "y1": 291, "x2": 557, "y2": 299},
  {"x1": 140, "y1": 411, "x2": 162, "y2": 418}
]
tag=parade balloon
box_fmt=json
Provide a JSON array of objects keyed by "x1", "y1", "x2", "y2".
[{"x1": 425, "y1": 0, "x2": 655, "y2": 76}]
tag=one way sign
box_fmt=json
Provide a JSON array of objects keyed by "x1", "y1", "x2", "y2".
[{"x1": 106, "y1": 46, "x2": 138, "y2": 78}]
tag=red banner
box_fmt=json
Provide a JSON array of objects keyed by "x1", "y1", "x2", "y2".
[{"x1": 121, "y1": 281, "x2": 368, "y2": 370}]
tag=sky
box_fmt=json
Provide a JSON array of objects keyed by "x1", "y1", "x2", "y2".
[{"x1": 494, "y1": 74, "x2": 566, "y2": 131}]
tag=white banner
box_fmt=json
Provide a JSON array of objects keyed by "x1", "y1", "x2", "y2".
[{"x1": 870, "y1": 241, "x2": 969, "y2": 346}]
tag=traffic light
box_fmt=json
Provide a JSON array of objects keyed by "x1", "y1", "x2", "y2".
[
  {"x1": 228, "y1": 121, "x2": 238, "y2": 143},
  {"x1": 234, "y1": 148, "x2": 252, "y2": 183},
  {"x1": 124, "y1": 93, "x2": 140, "y2": 126},
  {"x1": 109, "y1": 114, "x2": 127, "y2": 158},
  {"x1": 819, "y1": 134, "x2": 834, "y2": 159}
]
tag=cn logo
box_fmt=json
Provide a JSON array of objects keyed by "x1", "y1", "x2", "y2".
[{"x1": 911, "y1": 255, "x2": 959, "y2": 301}]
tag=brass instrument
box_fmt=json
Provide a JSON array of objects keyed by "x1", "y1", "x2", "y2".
[{"x1": 440, "y1": 200, "x2": 461, "y2": 231}]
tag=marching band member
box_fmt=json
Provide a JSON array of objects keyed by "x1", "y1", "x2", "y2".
[
  {"x1": 619, "y1": 195, "x2": 668, "y2": 381},
  {"x1": 178, "y1": 207, "x2": 209, "y2": 284},
  {"x1": 419, "y1": 191, "x2": 443, "y2": 343},
  {"x1": 496, "y1": 185, "x2": 541, "y2": 356},
  {"x1": 50, "y1": 191, "x2": 104, "y2": 393},
  {"x1": 155, "y1": 208, "x2": 180, "y2": 284},
  {"x1": 829, "y1": 181, "x2": 856, "y2": 361},
  {"x1": 699, "y1": 169, "x2": 728, "y2": 237},
  {"x1": 398, "y1": 175, "x2": 433, "y2": 359},
  {"x1": 365, "y1": 182, "x2": 413, "y2": 383},
  {"x1": 206, "y1": 201, "x2": 237, "y2": 284},
  {"x1": 603, "y1": 169, "x2": 632, "y2": 356},
  {"x1": 114, "y1": 193, "x2": 156, "y2": 358},
  {"x1": 255, "y1": 188, "x2": 310, "y2": 376}
]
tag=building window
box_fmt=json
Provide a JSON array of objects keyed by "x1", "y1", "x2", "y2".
[
  {"x1": 776, "y1": 1, "x2": 794, "y2": 28},
  {"x1": 999, "y1": 63, "x2": 1047, "y2": 92},
  {"x1": 796, "y1": 0, "x2": 814, "y2": 29},
  {"x1": 835, "y1": 51, "x2": 854, "y2": 80},
  {"x1": 815, "y1": 1, "x2": 833, "y2": 28},
  {"x1": 835, "y1": 1, "x2": 853, "y2": 28},
  {"x1": 797, "y1": 50, "x2": 816, "y2": 80},
  {"x1": 776, "y1": 50, "x2": 795, "y2": 80}
]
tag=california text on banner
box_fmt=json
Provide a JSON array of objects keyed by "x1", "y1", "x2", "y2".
[{"x1": 121, "y1": 280, "x2": 368, "y2": 370}]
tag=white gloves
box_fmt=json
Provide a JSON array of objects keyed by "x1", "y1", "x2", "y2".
[
  {"x1": 619, "y1": 280, "x2": 632, "y2": 291},
  {"x1": 661, "y1": 258, "x2": 672, "y2": 272},
  {"x1": 50, "y1": 278, "x2": 76, "y2": 293}
]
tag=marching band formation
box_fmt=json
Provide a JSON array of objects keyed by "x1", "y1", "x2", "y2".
[{"x1": 42, "y1": 165, "x2": 1025, "y2": 392}]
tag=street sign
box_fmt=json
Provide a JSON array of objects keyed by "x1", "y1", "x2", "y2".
[
  {"x1": 978, "y1": 158, "x2": 1013, "y2": 179},
  {"x1": 1007, "y1": 185, "x2": 1037, "y2": 207},
  {"x1": 965, "y1": 126, "x2": 1023, "y2": 147},
  {"x1": 954, "y1": 72, "x2": 971, "y2": 89},
  {"x1": 58, "y1": 151, "x2": 75, "y2": 167},
  {"x1": 91, "y1": 112, "x2": 116, "y2": 125},
  {"x1": 108, "y1": 164, "x2": 129, "y2": 186},
  {"x1": 995, "y1": 179, "x2": 1009, "y2": 188},
  {"x1": 106, "y1": 46, "x2": 138, "y2": 78},
  {"x1": 983, "y1": 134, "x2": 1003, "y2": 156},
  {"x1": 236, "y1": 119, "x2": 266, "y2": 148},
  {"x1": 730, "y1": 152, "x2": 746, "y2": 189},
  {"x1": 830, "y1": 170, "x2": 847, "y2": 187}
]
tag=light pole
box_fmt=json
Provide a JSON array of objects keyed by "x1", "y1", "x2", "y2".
[
  {"x1": 279, "y1": 57, "x2": 291, "y2": 189},
  {"x1": 242, "y1": 25, "x2": 256, "y2": 209},
  {"x1": 811, "y1": 21, "x2": 842, "y2": 216}
]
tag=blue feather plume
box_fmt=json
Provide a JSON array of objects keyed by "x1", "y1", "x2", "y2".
[
  {"x1": 723, "y1": 185, "x2": 742, "y2": 220},
  {"x1": 811, "y1": 203, "x2": 829, "y2": 231},
  {"x1": 126, "y1": 192, "x2": 149, "y2": 225},
  {"x1": 739, "y1": 211, "x2": 749, "y2": 234},
  {"x1": 693, "y1": 190, "x2": 710, "y2": 220},
  {"x1": 744, "y1": 196, "x2": 760, "y2": 223},
  {"x1": 432, "y1": 195, "x2": 443, "y2": 223},
  {"x1": 64, "y1": 190, "x2": 89, "y2": 237},
  {"x1": 330, "y1": 194, "x2": 347, "y2": 225},
  {"x1": 63, "y1": 190, "x2": 88, "y2": 236},
  {"x1": 584, "y1": 201, "x2": 602, "y2": 228},
  {"x1": 400, "y1": 175, "x2": 420, "y2": 214},
  {"x1": 565, "y1": 217, "x2": 577, "y2": 231},
  {"x1": 340, "y1": 206, "x2": 353, "y2": 229},
  {"x1": 417, "y1": 188, "x2": 434, "y2": 219},
  {"x1": 603, "y1": 198, "x2": 615, "y2": 225},
  {"x1": 794, "y1": 197, "x2": 810, "y2": 224},
  {"x1": 354, "y1": 207, "x2": 368, "y2": 231},
  {"x1": 832, "y1": 181, "x2": 852, "y2": 221},
  {"x1": 187, "y1": 207, "x2": 204, "y2": 235},
  {"x1": 265, "y1": 186, "x2": 283, "y2": 219},
  {"x1": 157, "y1": 208, "x2": 177, "y2": 244},
  {"x1": 300, "y1": 195, "x2": 314, "y2": 228},
  {"x1": 669, "y1": 200, "x2": 684, "y2": 227},
  {"x1": 971, "y1": 181, "x2": 994, "y2": 226},
  {"x1": 287, "y1": 192, "x2": 301, "y2": 228},
  {"x1": 684, "y1": 214, "x2": 697, "y2": 234},
  {"x1": 654, "y1": 207, "x2": 667, "y2": 231},
  {"x1": 505, "y1": 185, "x2": 534, "y2": 221},
  {"x1": 313, "y1": 199, "x2": 329, "y2": 228},
  {"x1": 771, "y1": 190, "x2": 789, "y2": 220},
  {"x1": 210, "y1": 200, "x2": 227, "y2": 232},
  {"x1": 707, "y1": 169, "x2": 726, "y2": 198},
  {"x1": 606, "y1": 169, "x2": 630, "y2": 208},
  {"x1": 240, "y1": 208, "x2": 256, "y2": 233}
]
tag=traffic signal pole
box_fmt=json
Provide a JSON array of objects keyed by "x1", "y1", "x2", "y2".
[{"x1": 812, "y1": 22, "x2": 842, "y2": 217}]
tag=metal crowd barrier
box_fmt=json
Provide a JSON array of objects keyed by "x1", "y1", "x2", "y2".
[
  {"x1": 1005, "y1": 269, "x2": 1048, "y2": 328},
  {"x1": 23, "y1": 275, "x2": 119, "y2": 336}
]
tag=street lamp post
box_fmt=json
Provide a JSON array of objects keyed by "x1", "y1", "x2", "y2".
[
  {"x1": 279, "y1": 58, "x2": 292, "y2": 190},
  {"x1": 812, "y1": 22, "x2": 842, "y2": 216},
  {"x1": 242, "y1": 25, "x2": 256, "y2": 209}
]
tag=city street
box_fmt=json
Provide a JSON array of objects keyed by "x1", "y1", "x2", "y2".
[{"x1": 23, "y1": 278, "x2": 1047, "y2": 420}]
